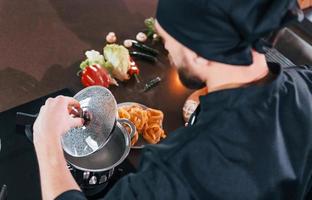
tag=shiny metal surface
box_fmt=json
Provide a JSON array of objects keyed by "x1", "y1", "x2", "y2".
[
  {"x1": 62, "y1": 86, "x2": 117, "y2": 157},
  {"x1": 65, "y1": 122, "x2": 131, "y2": 172},
  {"x1": 89, "y1": 176, "x2": 97, "y2": 185},
  {"x1": 83, "y1": 171, "x2": 90, "y2": 180}
]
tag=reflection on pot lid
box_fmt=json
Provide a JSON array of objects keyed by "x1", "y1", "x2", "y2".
[
  {"x1": 65, "y1": 122, "x2": 131, "y2": 172},
  {"x1": 62, "y1": 86, "x2": 117, "y2": 157}
]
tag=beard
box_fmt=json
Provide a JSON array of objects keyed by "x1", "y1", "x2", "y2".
[
  {"x1": 168, "y1": 53, "x2": 206, "y2": 89},
  {"x1": 178, "y1": 68, "x2": 206, "y2": 90}
]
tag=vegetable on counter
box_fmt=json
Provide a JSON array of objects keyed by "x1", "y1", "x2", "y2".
[
  {"x1": 80, "y1": 64, "x2": 113, "y2": 88},
  {"x1": 136, "y1": 32, "x2": 147, "y2": 43},
  {"x1": 144, "y1": 17, "x2": 156, "y2": 38},
  {"x1": 123, "y1": 39, "x2": 133, "y2": 48},
  {"x1": 79, "y1": 44, "x2": 132, "y2": 88},
  {"x1": 123, "y1": 39, "x2": 159, "y2": 56},
  {"x1": 128, "y1": 59, "x2": 140, "y2": 83},
  {"x1": 130, "y1": 51, "x2": 157, "y2": 63},
  {"x1": 80, "y1": 50, "x2": 105, "y2": 70},
  {"x1": 104, "y1": 44, "x2": 131, "y2": 81},
  {"x1": 130, "y1": 40, "x2": 159, "y2": 56},
  {"x1": 78, "y1": 22, "x2": 162, "y2": 88},
  {"x1": 106, "y1": 32, "x2": 117, "y2": 43}
]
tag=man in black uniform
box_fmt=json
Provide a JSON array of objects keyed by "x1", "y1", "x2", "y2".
[{"x1": 33, "y1": 0, "x2": 312, "y2": 199}]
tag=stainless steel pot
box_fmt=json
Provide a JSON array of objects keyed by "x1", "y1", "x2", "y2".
[
  {"x1": 22, "y1": 119, "x2": 135, "y2": 195},
  {"x1": 64, "y1": 120, "x2": 134, "y2": 194}
]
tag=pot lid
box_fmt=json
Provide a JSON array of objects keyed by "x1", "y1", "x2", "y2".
[{"x1": 62, "y1": 86, "x2": 117, "y2": 157}]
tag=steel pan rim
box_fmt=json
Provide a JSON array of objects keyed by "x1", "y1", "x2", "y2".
[{"x1": 65, "y1": 122, "x2": 131, "y2": 172}]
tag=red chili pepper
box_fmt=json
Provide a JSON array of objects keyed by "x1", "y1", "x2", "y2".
[
  {"x1": 128, "y1": 66, "x2": 140, "y2": 76},
  {"x1": 128, "y1": 59, "x2": 140, "y2": 83},
  {"x1": 81, "y1": 64, "x2": 110, "y2": 88}
]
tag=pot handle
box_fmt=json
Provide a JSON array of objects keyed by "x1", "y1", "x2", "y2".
[
  {"x1": 0, "y1": 184, "x2": 7, "y2": 200},
  {"x1": 117, "y1": 119, "x2": 136, "y2": 139},
  {"x1": 16, "y1": 112, "x2": 38, "y2": 126},
  {"x1": 16, "y1": 112, "x2": 37, "y2": 143}
]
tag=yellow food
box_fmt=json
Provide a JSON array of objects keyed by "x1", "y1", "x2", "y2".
[{"x1": 118, "y1": 104, "x2": 165, "y2": 145}]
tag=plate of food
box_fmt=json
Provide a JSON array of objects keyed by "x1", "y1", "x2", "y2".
[{"x1": 117, "y1": 102, "x2": 166, "y2": 149}]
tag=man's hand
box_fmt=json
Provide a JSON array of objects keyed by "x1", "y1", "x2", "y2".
[
  {"x1": 33, "y1": 96, "x2": 83, "y2": 200},
  {"x1": 33, "y1": 95, "x2": 84, "y2": 148}
]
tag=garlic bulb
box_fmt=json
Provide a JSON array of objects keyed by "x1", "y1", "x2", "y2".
[
  {"x1": 106, "y1": 32, "x2": 117, "y2": 43},
  {"x1": 123, "y1": 39, "x2": 133, "y2": 48},
  {"x1": 136, "y1": 32, "x2": 147, "y2": 42}
]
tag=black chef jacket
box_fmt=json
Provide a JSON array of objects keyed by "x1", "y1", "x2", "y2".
[{"x1": 56, "y1": 63, "x2": 312, "y2": 200}]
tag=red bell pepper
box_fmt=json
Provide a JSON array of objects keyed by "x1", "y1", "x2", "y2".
[{"x1": 81, "y1": 64, "x2": 110, "y2": 88}]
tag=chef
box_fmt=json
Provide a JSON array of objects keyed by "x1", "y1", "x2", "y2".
[{"x1": 33, "y1": 0, "x2": 312, "y2": 199}]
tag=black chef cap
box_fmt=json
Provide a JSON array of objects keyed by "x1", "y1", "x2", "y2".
[{"x1": 156, "y1": 0, "x2": 302, "y2": 65}]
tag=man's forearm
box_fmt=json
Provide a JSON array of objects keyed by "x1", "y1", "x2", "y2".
[{"x1": 35, "y1": 138, "x2": 81, "y2": 200}]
